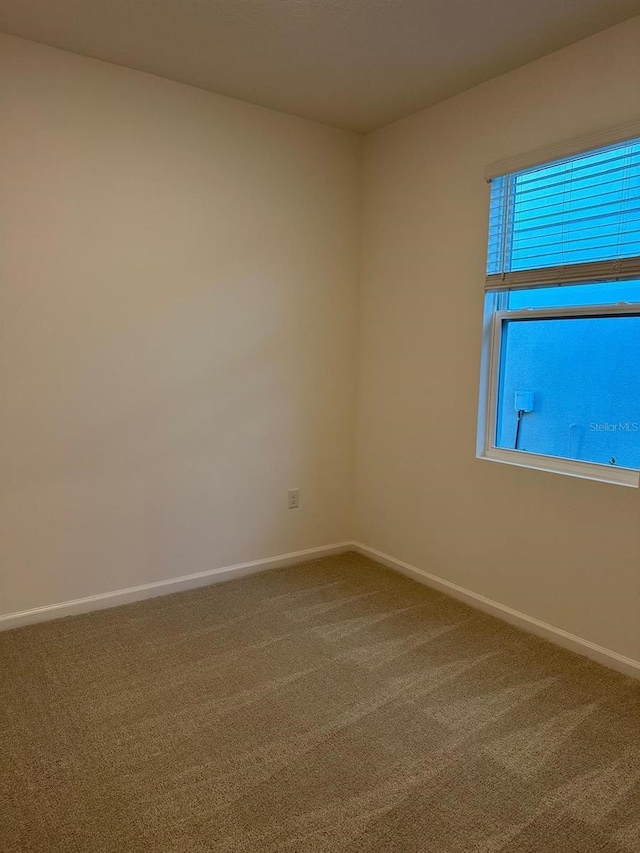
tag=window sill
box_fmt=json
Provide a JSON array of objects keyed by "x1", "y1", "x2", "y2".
[{"x1": 478, "y1": 447, "x2": 639, "y2": 488}]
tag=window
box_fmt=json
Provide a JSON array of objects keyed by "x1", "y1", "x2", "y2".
[{"x1": 478, "y1": 134, "x2": 640, "y2": 487}]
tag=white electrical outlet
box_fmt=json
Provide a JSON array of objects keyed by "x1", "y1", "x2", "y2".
[{"x1": 288, "y1": 489, "x2": 300, "y2": 509}]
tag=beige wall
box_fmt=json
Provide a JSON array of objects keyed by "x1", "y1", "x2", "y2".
[
  {"x1": 3, "y1": 19, "x2": 640, "y2": 661},
  {"x1": 0, "y1": 35, "x2": 360, "y2": 615},
  {"x1": 355, "y1": 17, "x2": 640, "y2": 661}
]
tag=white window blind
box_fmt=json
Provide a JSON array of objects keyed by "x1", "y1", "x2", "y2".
[{"x1": 486, "y1": 136, "x2": 640, "y2": 292}]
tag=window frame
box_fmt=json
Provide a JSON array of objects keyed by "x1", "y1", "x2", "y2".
[{"x1": 477, "y1": 294, "x2": 640, "y2": 488}]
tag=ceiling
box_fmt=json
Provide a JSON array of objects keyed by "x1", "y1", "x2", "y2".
[{"x1": 1, "y1": 0, "x2": 640, "y2": 133}]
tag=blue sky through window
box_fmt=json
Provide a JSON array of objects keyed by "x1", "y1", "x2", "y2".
[
  {"x1": 487, "y1": 139, "x2": 640, "y2": 278},
  {"x1": 509, "y1": 140, "x2": 640, "y2": 270},
  {"x1": 496, "y1": 314, "x2": 640, "y2": 468},
  {"x1": 487, "y1": 139, "x2": 640, "y2": 471}
]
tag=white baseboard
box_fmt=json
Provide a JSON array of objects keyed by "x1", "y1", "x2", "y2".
[
  {"x1": 351, "y1": 541, "x2": 640, "y2": 681},
  {"x1": 0, "y1": 542, "x2": 352, "y2": 632},
  {"x1": 5, "y1": 539, "x2": 639, "y2": 681}
]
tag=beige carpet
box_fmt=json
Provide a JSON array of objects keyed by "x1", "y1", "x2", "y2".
[{"x1": 1, "y1": 552, "x2": 639, "y2": 852}]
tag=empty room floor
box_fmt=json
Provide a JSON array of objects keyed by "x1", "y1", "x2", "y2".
[{"x1": 2, "y1": 552, "x2": 640, "y2": 852}]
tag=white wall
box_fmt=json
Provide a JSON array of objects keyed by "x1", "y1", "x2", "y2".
[
  {"x1": 355, "y1": 17, "x2": 640, "y2": 662},
  {"x1": 0, "y1": 35, "x2": 360, "y2": 616},
  {"x1": 3, "y1": 19, "x2": 640, "y2": 664}
]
